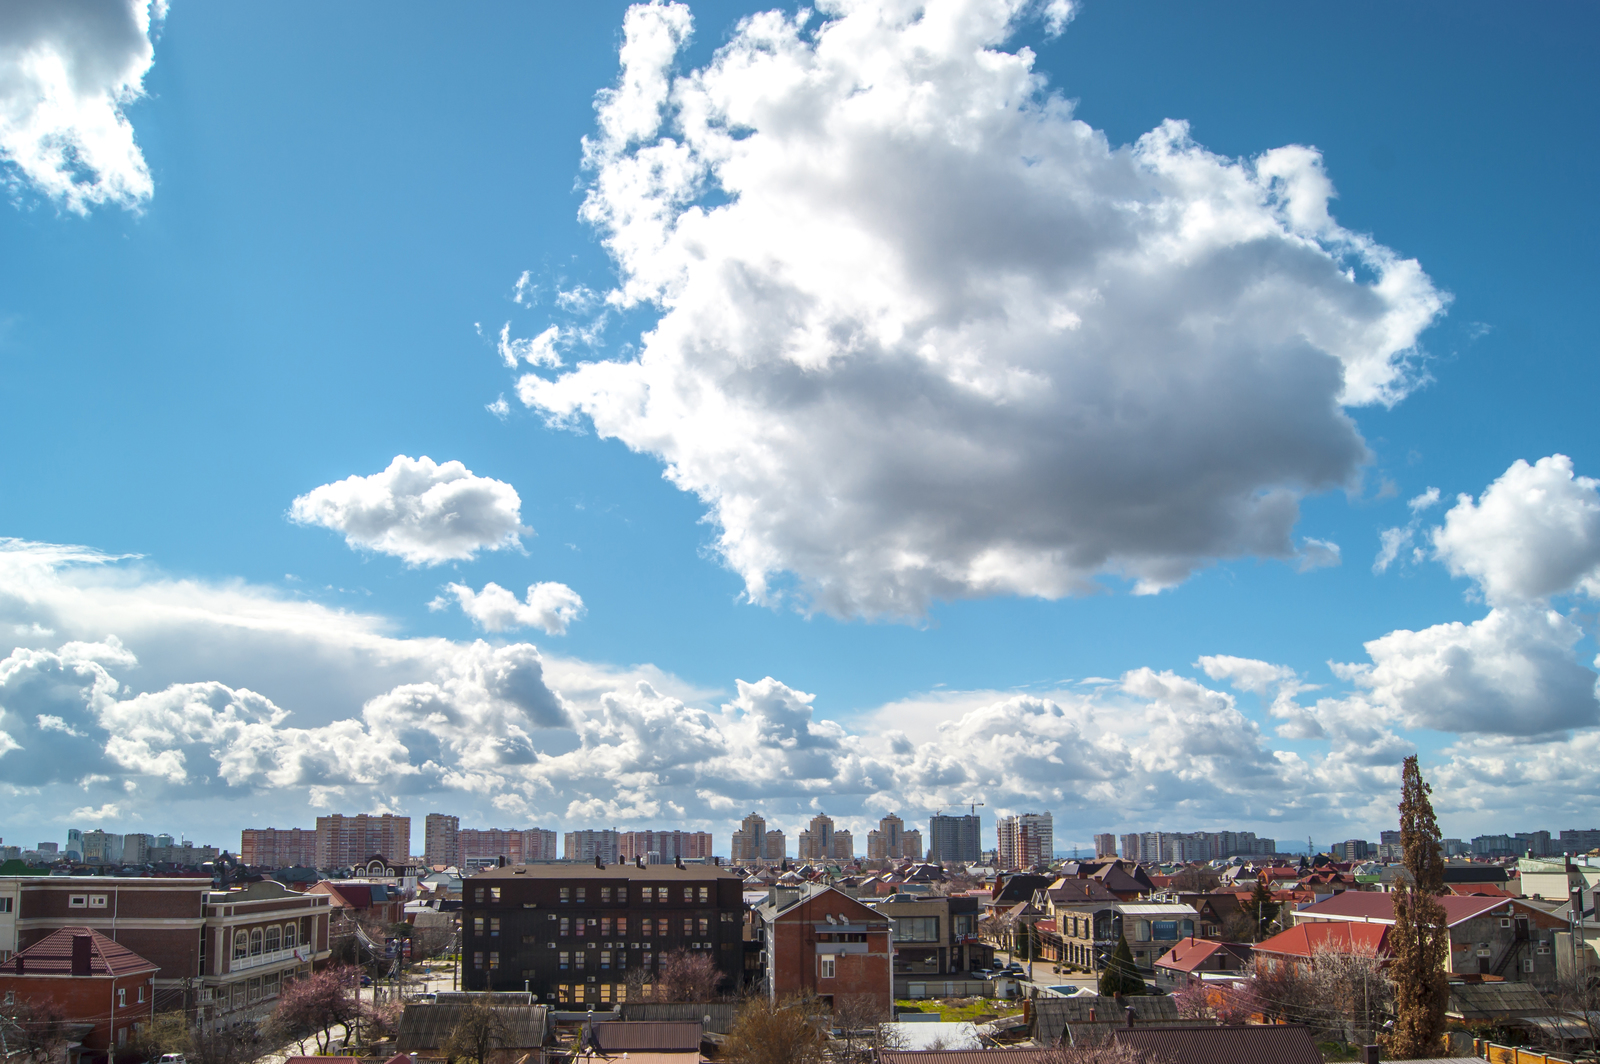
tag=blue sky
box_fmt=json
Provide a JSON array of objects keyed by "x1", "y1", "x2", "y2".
[{"x1": 1, "y1": 0, "x2": 1596, "y2": 859}]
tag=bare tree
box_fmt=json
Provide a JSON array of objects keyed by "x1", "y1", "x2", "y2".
[
  {"x1": 1040, "y1": 1033, "x2": 1172, "y2": 1063},
  {"x1": 444, "y1": 998, "x2": 511, "y2": 1064},
  {"x1": 1306, "y1": 943, "x2": 1392, "y2": 1045},
  {"x1": 828, "y1": 994, "x2": 892, "y2": 1064},
  {"x1": 654, "y1": 948, "x2": 725, "y2": 1002},
  {"x1": 128, "y1": 1011, "x2": 192, "y2": 1063},
  {"x1": 724, "y1": 994, "x2": 830, "y2": 1064},
  {"x1": 0, "y1": 997, "x2": 71, "y2": 1064},
  {"x1": 266, "y1": 965, "x2": 361, "y2": 1053}
]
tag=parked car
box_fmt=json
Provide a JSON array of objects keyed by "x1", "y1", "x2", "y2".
[{"x1": 156, "y1": 1054, "x2": 187, "y2": 1064}]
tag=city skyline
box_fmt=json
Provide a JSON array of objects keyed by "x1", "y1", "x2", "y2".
[{"x1": 0, "y1": 2, "x2": 1597, "y2": 847}]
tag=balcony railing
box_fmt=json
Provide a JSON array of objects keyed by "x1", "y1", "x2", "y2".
[{"x1": 230, "y1": 946, "x2": 311, "y2": 972}]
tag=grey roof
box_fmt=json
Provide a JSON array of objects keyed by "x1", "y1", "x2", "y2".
[
  {"x1": 1448, "y1": 980, "x2": 1550, "y2": 1019},
  {"x1": 1112, "y1": 1024, "x2": 1323, "y2": 1064},
  {"x1": 1030, "y1": 995, "x2": 1180, "y2": 1039},
  {"x1": 619, "y1": 1001, "x2": 738, "y2": 1034},
  {"x1": 592, "y1": 1021, "x2": 702, "y2": 1051},
  {"x1": 394, "y1": 1002, "x2": 547, "y2": 1051},
  {"x1": 880, "y1": 1052, "x2": 1054, "y2": 1064}
]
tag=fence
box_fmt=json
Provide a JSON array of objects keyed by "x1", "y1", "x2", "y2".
[{"x1": 1478, "y1": 1039, "x2": 1576, "y2": 1064}]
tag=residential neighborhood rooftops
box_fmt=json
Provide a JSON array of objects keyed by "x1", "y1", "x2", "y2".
[{"x1": 592, "y1": 1021, "x2": 702, "y2": 1051}]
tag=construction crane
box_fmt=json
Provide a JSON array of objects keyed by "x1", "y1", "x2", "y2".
[{"x1": 968, "y1": 800, "x2": 985, "y2": 816}]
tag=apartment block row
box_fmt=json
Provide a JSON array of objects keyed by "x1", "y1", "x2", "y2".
[{"x1": 1112, "y1": 828, "x2": 1277, "y2": 864}]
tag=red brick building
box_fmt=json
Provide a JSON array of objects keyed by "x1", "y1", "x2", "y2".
[
  {"x1": 7, "y1": 875, "x2": 331, "y2": 1030},
  {"x1": 754, "y1": 885, "x2": 892, "y2": 1016},
  {"x1": 0, "y1": 927, "x2": 158, "y2": 1063}
]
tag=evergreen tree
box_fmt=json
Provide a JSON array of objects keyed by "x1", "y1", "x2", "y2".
[
  {"x1": 1098, "y1": 934, "x2": 1145, "y2": 996},
  {"x1": 1248, "y1": 879, "x2": 1280, "y2": 940},
  {"x1": 1386, "y1": 755, "x2": 1450, "y2": 1059}
]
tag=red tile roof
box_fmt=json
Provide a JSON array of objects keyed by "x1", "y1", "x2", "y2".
[
  {"x1": 1, "y1": 927, "x2": 158, "y2": 977},
  {"x1": 1254, "y1": 921, "x2": 1391, "y2": 960},
  {"x1": 1296, "y1": 891, "x2": 1516, "y2": 927},
  {"x1": 1153, "y1": 937, "x2": 1252, "y2": 974}
]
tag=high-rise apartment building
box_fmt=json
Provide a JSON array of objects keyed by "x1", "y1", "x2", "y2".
[
  {"x1": 831, "y1": 830, "x2": 854, "y2": 860},
  {"x1": 425, "y1": 814, "x2": 460, "y2": 867},
  {"x1": 1119, "y1": 830, "x2": 1275, "y2": 864},
  {"x1": 80, "y1": 830, "x2": 123, "y2": 865},
  {"x1": 996, "y1": 813, "x2": 1053, "y2": 871},
  {"x1": 731, "y1": 813, "x2": 786, "y2": 863},
  {"x1": 866, "y1": 815, "x2": 921, "y2": 861},
  {"x1": 563, "y1": 830, "x2": 621, "y2": 864},
  {"x1": 314, "y1": 814, "x2": 411, "y2": 869},
  {"x1": 1094, "y1": 833, "x2": 1118, "y2": 859},
  {"x1": 240, "y1": 828, "x2": 316, "y2": 868},
  {"x1": 798, "y1": 815, "x2": 833, "y2": 861},
  {"x1": 1561, "y1": 829, "x2": 1600, "y2": 855},
  {"x1": 618, "y1": 831, "x2": 713, "y2": 864},
  {"x1": 424, "y1": 815, "x2": 559, "y2": 867},
  {"x1": 928, "y1": 815, "x2": 982, "y2": 864}
]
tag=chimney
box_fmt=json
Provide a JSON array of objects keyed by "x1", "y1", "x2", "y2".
[
  {"x1": 14, "y1": 955, "x2": 22, "y2": 975},
  {"x1": 1125, "y1": 1006, "x2": 1136, "y2": 1029},
  {"x1": 497, "y1": 855, "x2": 506, "y2": 868},
  {"x1": 71, "y1": 934, "x2": 92, "y2": 977},
  {"x1": 675, "y1": 856, "x2": 684, "y2": 870},
  {"x1": 1361, "y1": 1045, "x2": 1380, "y2": 1064},
  {"x1": 595, "y1": 854, "x2": 604, "y2": 870},
  {"x1": 636, "y1": 856, "x2": 644, "y2": 869},
  {"x1": 1088, "y1": 1007, "x2": 1095, "y2": 1022}
]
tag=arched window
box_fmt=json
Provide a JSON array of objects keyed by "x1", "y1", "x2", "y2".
[
  {"x1": 283, "y1": 923, "x2": 297, "y2": 949},
  {"x1": 265, "y1": 926, "x2": 281, "y2": 953},
  {"x1": 233, "y1": 931, "x2": 247, "y2": 959},
  {"x1": 249, "y1": 929, "x2": 263, "y2": 956}
]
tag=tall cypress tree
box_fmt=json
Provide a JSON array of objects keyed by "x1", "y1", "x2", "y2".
[{"x1": 1387, "y1": 755, "x2": 1450, "y2": 1058}]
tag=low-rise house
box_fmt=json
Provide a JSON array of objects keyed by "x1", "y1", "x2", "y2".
[
  {"x1": 1029, "y1": 995, "x2": 1184, "y2": 1045},
  {"x1": 0, "y1": 927, "x2": 158, "y2": 1063},
  {"x1": 752, "y1": 883, "x2": 892, "y2": 1017},
  {"x1": 1054, "y1": 902, "x2": 1198, "y2": 975},
  {"x1": 1293, "y1": 891, "x2": 1566, "y2": 984},
  {"x1": 198, "y1": 879, "x2": 332, "y2": 1029},
  {"x1": 869, "y1": 894, "x2": 991, "y2": 980},
  {"x1": 1151, "y1": 937, "x2": 1253, "y2": 989}
]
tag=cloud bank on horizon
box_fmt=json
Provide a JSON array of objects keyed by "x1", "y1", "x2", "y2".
[
  {"x1": 0, "y1": 0, "x2": 163, "y2": 213},
  {"x1": 0, "y1": 453, "x2": 1597, "y2": 840},
  {"x1": 515, "y1": 0, "x2": 1447, "y2": 619}
]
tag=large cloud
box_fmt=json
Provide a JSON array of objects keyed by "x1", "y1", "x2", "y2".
[
  {"x1": 517, "y1": 0, "x2": 1445, "y2": 618},
  {"x1": 290, "y1": 455, "x2": 530, "y2": 566},
  {"x1": 0, "y1": 0, "x2": 162, "y2": 213},
  {"x1": 1431, "y1": 455, "x2": 1600, "y2": 604},
  {"x1": 4, "y1": 532, "x2": 1594, "y2": 845}
]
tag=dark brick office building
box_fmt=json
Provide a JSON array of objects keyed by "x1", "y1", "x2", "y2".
[{"x1": 461, "y1": 861, "x2": 744, "y2": 1006}]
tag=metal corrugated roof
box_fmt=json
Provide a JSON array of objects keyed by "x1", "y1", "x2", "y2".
[
  {"x1": 1112, "y1": 1023, "x2": 1324, "y2": 1064},
  {"x1": 1030, "y1": 995, "x2": 1181, "y2": 1038},
  {"x1": 620, "y1": 1002, "x2": 738, "y2": 1034},
  {"x1": 880, "y1": 1051, "x2": 1053, "y2": 1064},
  {"x1": 592, "y1": 1021, "x2": 701, "y2": 1050},
  {"x1": 1116, "y1": 903, "x2": 1199, "y2": 915},
  {"x1": 394, "y1": 1002, "x2": 548, "y2": 1051}
]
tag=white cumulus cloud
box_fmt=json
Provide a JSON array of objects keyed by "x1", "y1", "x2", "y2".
[
  {"x1": 290, "y1": 455, "x2": 530, "y2": 566},
  {"x1": 432, "y1": 581, "x2": 585, "y2": 635},
  {"x1": 0, "y1": 0, "x2": 163, "y2": 213},
  {"x1": 518, "y1": 0, "x2": 1446, "y2": 618},
  {"x1": 1431, "y1": 455, "x2": 1600, "y2": 604},
  {"x1": 1339, "y1": 606, "x2": 1599, "y2": 737}
]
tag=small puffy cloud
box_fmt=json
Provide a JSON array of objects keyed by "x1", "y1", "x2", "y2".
[
  {"x1": 0, "y1": 0, "x2": 162, "y2": 212},
  {"x1": 1374, "y1": 486, "x2": 1442, "y2": 574},
  {"x1": 432, "y1": 581, "x2": 585, "y2": 635},
  {"x1": 1341, "y1": 605, "x2": 1600, "y2": 737},
  {"x1": 1197, "y1": 655, "x2": 1296, "y2": 696},
  {"x1": 1431, "y1": 455, "x2": 1600, "y2": 604},
  {"x1": 485, "y1": 395, "x2": 510, "y2": 420},
  {"x1": 290, "y1": 455, "x2": 529, "y2": 566},
  {"x1": 1296, "y1": 538, "x2": 1342, "y2": 573},
  {"x1": 499, "y1": 324, "x2": 562, "y2": 369},
  {"x1": 521, "y1": 0, "x2": 1446, "y2": 618}
]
